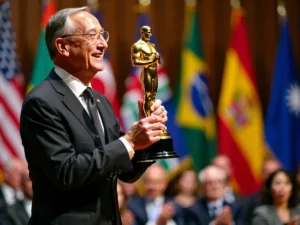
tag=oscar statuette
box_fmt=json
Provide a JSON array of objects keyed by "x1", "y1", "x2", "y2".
[{"x1": 131, "y1": 25, "x2": 178, "y2": 162}]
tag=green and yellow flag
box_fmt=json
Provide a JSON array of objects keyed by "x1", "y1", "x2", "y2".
[
  {"x1": 27, "y1": 0, "x2": 56, "y2": 92},
  {"x1": 175, "y1": 8, "x2": 217, "y2": 172}
]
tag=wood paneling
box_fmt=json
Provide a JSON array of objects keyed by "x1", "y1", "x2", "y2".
[{"x1": 9, "y1": 0, "x2": 300, "y2": 114}]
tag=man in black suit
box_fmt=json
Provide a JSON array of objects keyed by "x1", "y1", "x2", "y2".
[
  {"x1": 128, "y1": 165, "x2": 176, "y2": 225},
  {"x1": 197, "y1": 165, "x2": 244, "y2": 225},
  {"x1": 20, "y1": 6, "x2": 168, "y2": 225}
]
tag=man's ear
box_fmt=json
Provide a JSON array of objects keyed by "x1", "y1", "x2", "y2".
[{"x1": 55, "y1": 38, "x2": 69, "y2": 57}]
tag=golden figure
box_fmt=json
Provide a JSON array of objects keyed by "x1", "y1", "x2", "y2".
[{"x1": 131, "y1": 26, "x2": 160, "y2": 117}]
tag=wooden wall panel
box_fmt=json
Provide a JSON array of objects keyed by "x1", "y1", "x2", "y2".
[{"x1": 9, "y1": 0, "x2": 300, "y2": 114}]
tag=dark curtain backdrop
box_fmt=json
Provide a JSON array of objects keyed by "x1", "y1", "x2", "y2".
[{"x1": 10, "y1": 0, "x2": 300, "y2": 115}]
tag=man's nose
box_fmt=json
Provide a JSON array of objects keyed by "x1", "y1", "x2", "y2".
[{"x1": 96, "y1": 39, "x2": 108, "y2": 48}]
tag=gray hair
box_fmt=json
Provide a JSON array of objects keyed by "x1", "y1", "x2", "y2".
[
  {"x1": 45, "y1": 6, "x2": 89, "y2": 59},
  {"x1": 198, "y1": 165, "x2": 227, "y2": 184}
]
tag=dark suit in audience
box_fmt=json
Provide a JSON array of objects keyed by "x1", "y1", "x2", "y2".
[
  {"x1": 128, "y1": 196, "x2": 176, "y2": 225},
  {"x1": 173, "y1": 201, "x2": 201, "y2": 225},
  {"x1": 6, "y1": 201, "x2": 29, "y2": 225},
  {"x1": 196, "y1": 197, "x2": 244, "y2": 225}
]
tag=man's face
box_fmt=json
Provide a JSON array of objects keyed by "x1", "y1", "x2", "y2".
[
  {"x1": 141, "y1": 28, "x2": 152, "y2": 41},
  {"x1": 64, "y1": 11, "x2": 108, "y2": 76},
  {"x1": 144, "y1": 167, "x2": 167, "y2": 200},
  {"x1": 202, "y1": 170, "x2": 226, "y2": 201}
]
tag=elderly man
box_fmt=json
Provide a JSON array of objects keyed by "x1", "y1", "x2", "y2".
[
  {"x1": 20, "y1": 6, "x2": 167, "y2": 225},
  {"x1": 128, "y1": 164, "x2": 176, "y2": 225},
  {"x1": 211, "y1": 155, "x2": 246, "y2": 205},
  {"x1": 197, "y1": 165, "x2": 244, "y2": 225}
]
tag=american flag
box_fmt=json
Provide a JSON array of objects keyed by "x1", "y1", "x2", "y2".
[{"x1": 0, "y1": 1, "x2": 25, "y2": 168}]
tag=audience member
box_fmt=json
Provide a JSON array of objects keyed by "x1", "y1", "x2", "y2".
[
  {"x1": 128, "y1": 164, "x2": 176, "y2": 225},
  {"x1": 252, "y1": 169, "x2": 300, "y2": 225},
  {"x1": 117, "y1": 181, "x2": 136, "y2": 225},
  {"x1": 244, "y1": 158, "x2": 282, "y2": 225},
  {"x1": 0, "y1": 158, "x2": 25, "y2": 225},
  {"x1": 197, "y1": 165, "x2": 244, "y2": 225},
  {"x1": 6, "y1": 169, "x2": 32, "y2": 225},
  {"x1": 171, "y1": 169, "x2": 201, "y2": 225},
  {"x1": 212, "y1": 154, "x2": 245, "y2": 204}
]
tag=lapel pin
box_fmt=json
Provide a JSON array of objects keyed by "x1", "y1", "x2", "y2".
[{"x1": 97, "y1": 99, "x2": 101, "y2": 103}]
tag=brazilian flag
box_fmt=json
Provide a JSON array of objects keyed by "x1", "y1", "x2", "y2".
[{"x1": 175, "y1": 8, "x2": 216, "y2": 172}]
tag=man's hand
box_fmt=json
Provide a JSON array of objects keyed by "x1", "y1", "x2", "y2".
[
  {"x1": 121, "y1": 210, "x2": 135, "y2": 225},
  {"x1": 156, "y1": 202, "x2": 175, "y2": 225},
  {"x1": 124, "y1": 115, "x2": 166, "y2": 150},
  {"x1": 138, "y1": 99, "x2": 168, "y2": 123},
  {"x1": 288, "y1": 216, "x2": 299, "y2": 225},
  {"x1": 214, "y1": 206, "x2": 233, "y2": 225}
]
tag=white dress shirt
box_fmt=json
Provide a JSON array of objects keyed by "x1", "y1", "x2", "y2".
[
  {"x1": 145, "y1": 196, "x2": 176, "y2": 225},
  {"x1": 54, "y1": 66, "x2": 134, "y2": 159}
]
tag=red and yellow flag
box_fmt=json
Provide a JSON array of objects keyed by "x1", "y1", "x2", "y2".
[{"x1": 218, "y1": 8, "x2": 266, "y2": 195}]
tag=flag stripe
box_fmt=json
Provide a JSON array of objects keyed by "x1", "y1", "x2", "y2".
[
  {"x1": 230, "y1": 14, "x2": 257, "y2": 88},
  {"x1": 219, "y1": 119, "x2": 261, "y2": 194},
  {"x1": 0, "y1": 1, "x2": 25, "y2": 165},
  {"x1": 0, "y1": 127, "x2": 19, "y2": 159},
  {"x1": 0, "y1": 76, "x2": 23, "y2": 120},
  {"x1": 0, "y1": 106, "x2": 24, "y2": 158},
  {"x1": 0, "y1": 135, "x2": 14, "y2": 166}
]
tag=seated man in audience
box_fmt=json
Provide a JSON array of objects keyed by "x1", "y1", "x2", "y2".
[
  {"x1": 211, "y1": 154, "x2": 246, "y2": 204},
  {"x1": 128, "y1": 164, "x2": 176, "y2": 225},
  {"x1": 197, "y1": 165, "x2": 244, "y2": 225},
  {"x1": 0, "y1": 158, "x2": 25, "y2": 225},
  {"x1": 6, "y1": 169, "x2": 32, "y2": 225}
]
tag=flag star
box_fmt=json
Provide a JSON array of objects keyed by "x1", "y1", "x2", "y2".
[{"x1": 286, "y1": 83, "x2": 300, "y2": 116}]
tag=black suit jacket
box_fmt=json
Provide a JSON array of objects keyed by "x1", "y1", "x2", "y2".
[
  {"x1": 20, "y1": 70, "x2": 153, "y2": 225},
  {"x1": 6, "y1": 201, "x2": 30, "y2": 225},
  {"x1": 196, "y1": 197, "x2": 244, "y2": 225}
]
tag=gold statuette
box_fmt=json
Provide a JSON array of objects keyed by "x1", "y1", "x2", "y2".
[{"x1": 131, "y1": 26, "x2": 178, "y2": 162}]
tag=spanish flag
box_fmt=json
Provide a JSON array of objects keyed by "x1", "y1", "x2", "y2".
[
  {"x1": 27, "y1": 0, "x2": 56, "y2": 92},
  {"x1": 218, "y1": 7, "x2": 266, "y2": 195}
]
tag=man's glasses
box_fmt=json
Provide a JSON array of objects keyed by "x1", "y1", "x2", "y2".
[{"x1": 62, "y1": 30, "x2": 109, "y2": 44}]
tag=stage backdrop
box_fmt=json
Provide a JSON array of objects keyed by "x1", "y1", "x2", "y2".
[{"x1": 10, "y1": 0, "x2": 300, "y2": 115}]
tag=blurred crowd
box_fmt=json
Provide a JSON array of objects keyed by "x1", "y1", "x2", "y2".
[{"x1": 1, "y1": 155, "x2": 300, "y2": 225}]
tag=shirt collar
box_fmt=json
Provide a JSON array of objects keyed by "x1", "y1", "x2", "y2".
[
  {"x1": 146, "y1": 196, "x2": 165, "y2": 206},
  {"x1": 54, "y1": 66, "x2": 91, "y2": 97},
  {"x1": 207, "y1": 198, "x2": 224, "y2": 209}
]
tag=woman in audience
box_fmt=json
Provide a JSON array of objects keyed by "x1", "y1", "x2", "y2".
[
  {"x1": 171, "y1": 169, "x2": 201, "y2": 225},
  {"x1": 252, "y1": 168, "x2": 300, "y2": 225},
  {"x1": 117, "y1": 181, "x2": 136, "y2": 225}
]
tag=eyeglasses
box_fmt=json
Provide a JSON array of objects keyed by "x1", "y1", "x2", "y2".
[{"x1": 62, "y1": 30, "x2": 109, "y2": 44}]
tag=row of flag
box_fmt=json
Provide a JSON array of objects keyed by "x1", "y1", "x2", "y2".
[{"x1": 1, "y1": 0, "x2": 300, "y2": 196}]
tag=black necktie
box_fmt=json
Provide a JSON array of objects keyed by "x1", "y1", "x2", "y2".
[{"x1": 84, "y1": 87, "x2": 105, "y2": 145}]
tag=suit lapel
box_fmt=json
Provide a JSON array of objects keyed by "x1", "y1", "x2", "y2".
[{"x1": 47, "y1": 70, "x2": 99, "y2": 140}]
